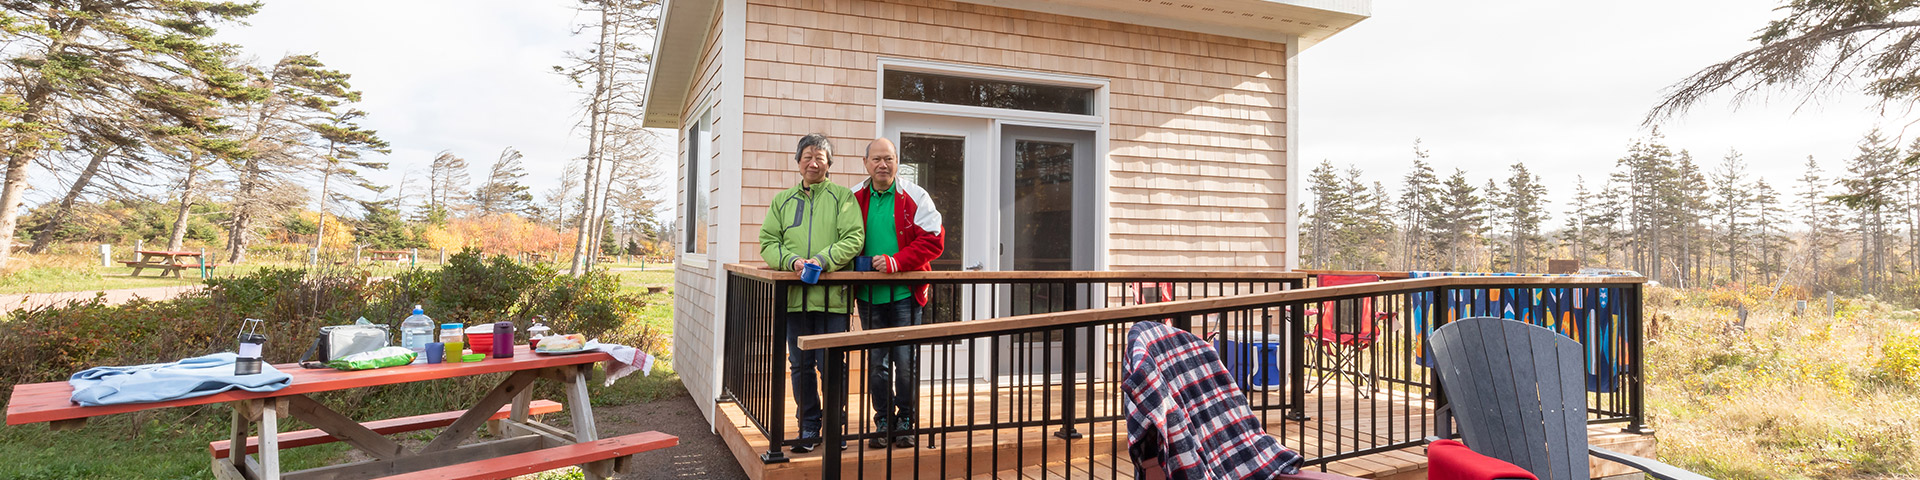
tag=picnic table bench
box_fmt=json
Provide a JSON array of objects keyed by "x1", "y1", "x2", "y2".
[
  {"x1": 6, "y1": 346, "x2": 675, "y2": 480},
  {"x1": 122, "y1": 250, "x2": 217, "y2": 278}
]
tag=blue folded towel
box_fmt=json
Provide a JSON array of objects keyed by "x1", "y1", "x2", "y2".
[{"x1": 69, "y1": 353, "x2": 292, "y2": 406}]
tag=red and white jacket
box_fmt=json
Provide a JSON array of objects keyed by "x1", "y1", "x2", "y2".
[{"x1": 853, "y1": 177, "x2": 946, "y2": 306}]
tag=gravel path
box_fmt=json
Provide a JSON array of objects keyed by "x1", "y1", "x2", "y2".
[{"x1": 0, "y1": 284, "x2": 203, "y2": 310}]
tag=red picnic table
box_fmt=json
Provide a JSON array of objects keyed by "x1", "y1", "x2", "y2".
[
  {"x1": 123, "y1": 250, "x2": 216, "y2": 278},
  {"x1": 5, "y1": 345, "x2": 676, "y2": 480}
]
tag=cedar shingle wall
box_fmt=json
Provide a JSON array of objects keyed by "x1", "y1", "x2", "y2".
[
  {"x1": 732, "y1": 0, "x2": 1287, "y2": 269},
  {"x1": 673, "y1": 7, "x2": 726, "y2": 420}
]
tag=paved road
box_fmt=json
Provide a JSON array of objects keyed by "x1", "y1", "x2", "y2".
[{"x1": 0, "y1": 284, "x2": 204, "y2": 311}]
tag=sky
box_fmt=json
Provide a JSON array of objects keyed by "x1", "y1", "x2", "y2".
[
  {"x1": 121, "y1": 0, "x2": 1909, "y2": 218},
  {"x1": 1298, "y1": 0, "x2": 1907, "y2": 213},
  {"x1": 201, "y1": 0, "x2": 594, "y2": 211}
]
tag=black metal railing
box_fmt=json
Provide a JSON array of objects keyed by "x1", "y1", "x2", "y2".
[
  {"x1": 727, "y1": 267, "x2": 1647, "y2": 478},
  {"x1": 720, "y1": 265, "x2": 1306, "y2": 465}
]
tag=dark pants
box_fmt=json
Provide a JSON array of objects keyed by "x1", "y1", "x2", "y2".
[
  {"x1": 787, "y1": 311, "x2": 849, "y2": 434},
  {"x1": 857, "y1": 298, "x2": 922, "y2": 425}
]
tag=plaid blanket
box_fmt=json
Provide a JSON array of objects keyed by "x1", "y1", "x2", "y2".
[{"x1": 1124, "y1": 321, "x2": 1303, "y2": 479}]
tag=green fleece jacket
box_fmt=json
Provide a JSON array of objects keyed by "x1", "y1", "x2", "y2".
[{"x1": 759, "y1": 178, "x2": 865, "y2": 313}]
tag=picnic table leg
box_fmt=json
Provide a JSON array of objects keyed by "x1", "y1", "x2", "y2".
[
  {"x1": 422, "y1": 369, "x2": 539, "y2": 453},
  {"x1": 564, "y1": 364, "x2": 613, "y2": 480},
  {"x1": 227, "y1": 402, "x2": 249, "y2": 474},
  {"x1": 260, "y1": 399, "x2": 281, "y2": 480}
]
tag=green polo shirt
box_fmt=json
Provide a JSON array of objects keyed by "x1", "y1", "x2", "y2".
[{"x1": 860, "y1": 182, "x2": 912, "y2": 304}]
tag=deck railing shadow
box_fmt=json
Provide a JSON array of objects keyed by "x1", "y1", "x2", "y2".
[{"x1": 721, "y1": 265, "x2": 1648, "y2": 478}]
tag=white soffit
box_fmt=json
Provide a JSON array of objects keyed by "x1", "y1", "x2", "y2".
[
  {"x1": 642, "y1": 0, "x2": 720, "y2": 129},
  {"x1": 948, "y1": 0, "x2": 1369, "y2": 49}
]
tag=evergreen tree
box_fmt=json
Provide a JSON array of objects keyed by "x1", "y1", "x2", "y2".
[
  {"x1": 1796, "y1": 155, "x2": 1837, "y2": 291},
  {"x1": 1840, "y1": 129, "x2": 1900, "y2": 295},
  {"x1": 222, "y1": 54, "x2": 355, "y2": 263},
  {"x1": 1432, "y1": 170, "x2": 1486, "y2": 271},
  {"x1": 1397, "y1": 139, "x2": 1441, "y2": 269},
  {"x1": 1497, "y1": 162, "x2": 1549, "y2": 272},
  {"x1": 471, "y1": 146, "x2": 534, "y2": 216},
  {"x1": 1560, "y1": 176, "x2": 1597, "y2": 265},
  {"x1": 426, "y1": 150, "x2": 470, "y2": 220},
  {"x1": 354, "y1": 199, "x2": 416, "y2": 249},
  {"x1": 1711, "y1": 149, "x2": 1753, "y2": 283},
  {"x1": 0, "y1": 0, "x2": 259, "y2": 265},
  {"x1": 1750, "y1": 179, "x2": 1790, "y2": 285},
  {"x1": 309, "y1": 108, "x2": 391, "y2": 255},
  {"x1": 1302, "y1": 161, "x2": 1348, "y2": 269}
]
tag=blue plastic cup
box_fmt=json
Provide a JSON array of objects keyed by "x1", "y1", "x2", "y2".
[
  {"x1": 854, "y1": 256, "x2": 874, "y2": 272},
  {"x1": 801, "y1": 262, "x2": 823, "y2": 284},
  {"x1": 425, "y1": 342, "x2": 445, "y2": 364}
]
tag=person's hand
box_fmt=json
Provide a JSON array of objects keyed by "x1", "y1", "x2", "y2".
[
  {"x1": 792, "y1": 257, "x2": 820, "y2": 271},
  {"x1": 874, "y1": 254, "x2": 899, "y2": 274}
]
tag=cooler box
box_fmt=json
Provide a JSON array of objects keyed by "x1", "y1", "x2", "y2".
[{"x1": 1212, "y1": 330, "x2": 1286, "y2": 391}]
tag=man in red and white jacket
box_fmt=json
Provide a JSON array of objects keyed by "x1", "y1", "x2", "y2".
[{"x1": 852, "y1": 137, "x2": 945, "y2": 449}]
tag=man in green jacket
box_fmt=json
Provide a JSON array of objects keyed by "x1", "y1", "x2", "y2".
[{"x1": 757, "y1": 133, "x2": 864, "y2": 452}]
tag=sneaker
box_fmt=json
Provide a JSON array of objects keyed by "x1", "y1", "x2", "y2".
[
  {"x1": 792, "y1": 430, "x2": 820, "y2": 454},
  {"x1": 892, "y1": 419, "x2": 916, "y2": 449},
  {"x1": 869, "y1": 418, "x2": 892, "y2": 449}
]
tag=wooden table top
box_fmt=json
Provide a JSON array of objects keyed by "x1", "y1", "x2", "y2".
[
  {"x1": 136, "y1": 250, "x2": 203, "y2": 257},
  {"x1": 5, "y1": 345, "x2": 611, "y2": 426}
]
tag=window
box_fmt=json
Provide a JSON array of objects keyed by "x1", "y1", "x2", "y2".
[
  {"x1": 883, "y1": 70, "x2": 1096, "y2": 115},
  {"x1": 683, "y1": 112, "x2": 709, "y2": 254}
]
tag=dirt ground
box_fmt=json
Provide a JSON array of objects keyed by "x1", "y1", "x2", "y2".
[{"x1": 598, "y1": 393, "x2": 749, "y2": 480}]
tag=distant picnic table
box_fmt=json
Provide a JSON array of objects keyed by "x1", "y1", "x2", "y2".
[
  {"x1": 122, "y1": 250, "x2": 215, "y2": 278},
  {"x1": 365, "y1": 249, "x2": 413, "y2": 264}
]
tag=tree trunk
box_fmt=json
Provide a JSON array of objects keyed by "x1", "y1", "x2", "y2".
[
  {"x1": 314, "y1": 160, "x2": 333, "y2": 259},
  {"x1": 569, "y1": 2, "x2": 615, "y2": 276},
  {"x1": 226, "y1": 157, "x2": 260, "y2": 263},
  {"x1": 166, "y1": 152, "x2": 203, "y2": 252},
  {"x1": 28, "y1": 146, "x2": 114, "y2": 253},
  {"x1": 0, "y1": 82, "x2": 56, "y2": 268}
]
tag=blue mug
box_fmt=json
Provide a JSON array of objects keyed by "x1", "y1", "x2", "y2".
[
  {"x1": 800, "y1": 262, "x2": 823, "y2": 284},
  {"x1": 425, "y1": 342, "x2": 445, "y2": 364},
  {"x1": 854, "y1": 256, "x2": 874, "y2": 272}
]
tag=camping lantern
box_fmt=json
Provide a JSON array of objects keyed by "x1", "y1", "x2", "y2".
[{"x1": 236, "y1": 318, "x2": 265, "y2": 376}]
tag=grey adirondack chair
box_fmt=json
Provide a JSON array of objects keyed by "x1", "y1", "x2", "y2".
[{"x1": 1427, "y1": 317, "x2": 1716, "y2": 480}]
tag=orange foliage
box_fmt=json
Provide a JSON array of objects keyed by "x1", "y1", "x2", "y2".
[{"x1": 422, "y1": 214, "x2": 574, "y2": 255}]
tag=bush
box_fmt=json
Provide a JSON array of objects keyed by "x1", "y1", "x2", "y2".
[{"x1": 1880, "y1": 332, "x2": 1920, "y2": 389}]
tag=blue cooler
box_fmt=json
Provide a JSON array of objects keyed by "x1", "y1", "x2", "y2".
[{"x1": 1211, "y1": 331, "x2": 1286, "y2": 391}]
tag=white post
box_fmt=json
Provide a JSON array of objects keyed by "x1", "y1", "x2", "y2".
[
  {"x1": 439, "y1": 247, "x2": 446, "y2": 264},
  {"x1": 134, "y1": 239, "x2": 143, "y2": 257},
  {"x1": 354, "y1": 245, "x2": 363, "y2": 265},
  {"x1": 99, "y1": 244, "x2": 111, "y2": 267},
  {"x1": 308, "y1": 248, "x2": 318, "y2": 266}
]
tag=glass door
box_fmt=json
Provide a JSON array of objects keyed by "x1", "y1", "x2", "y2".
[
  {"x1": 883, "y1": 113, "x2": 991, "y2": 382},
  {"x1": 996, "y1": 125, "x2": 1097, "y2": 379}
]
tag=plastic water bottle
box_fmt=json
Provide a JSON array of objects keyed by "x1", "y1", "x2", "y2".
[{"x1": 401, "y1": 305, "x2": 435, "y2": 355}]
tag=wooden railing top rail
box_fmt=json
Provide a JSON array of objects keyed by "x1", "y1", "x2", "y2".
[
  {"x1": 794, "y1": 274, "x2": 1644, "y2": 351},
  {"x1": 1296, "y1": 269, "x2": 1415, "y2": 280},
  {"x1": 723, "y1": 263, "x2": 1306, "y2": 282}
]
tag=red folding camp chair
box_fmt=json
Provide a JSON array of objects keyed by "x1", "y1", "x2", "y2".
[{"x1": 1305, "y1": 273, "x2": 1394, "y2": 397}]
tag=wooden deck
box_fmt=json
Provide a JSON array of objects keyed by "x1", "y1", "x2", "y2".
[{"x1": 716, "y1": 377, "x2": 1657, "y2": 480}]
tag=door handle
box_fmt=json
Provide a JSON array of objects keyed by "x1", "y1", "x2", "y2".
[{"x1": 965, "y1": 262, "x2": 983, "y2": 271}]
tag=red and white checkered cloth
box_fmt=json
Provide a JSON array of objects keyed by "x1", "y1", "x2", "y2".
[{"x1": 1124, "y1": 321, "x2": 1303, "y2": 480}]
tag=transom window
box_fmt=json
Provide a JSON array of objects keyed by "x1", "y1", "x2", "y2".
[{"x1": 883, "y1": 70, "x2": 1096, "y2": 115}]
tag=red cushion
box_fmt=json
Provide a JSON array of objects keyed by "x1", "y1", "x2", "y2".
[{"x1": 1427, "y1": 439, "x2": 1538, "y2": 480}]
